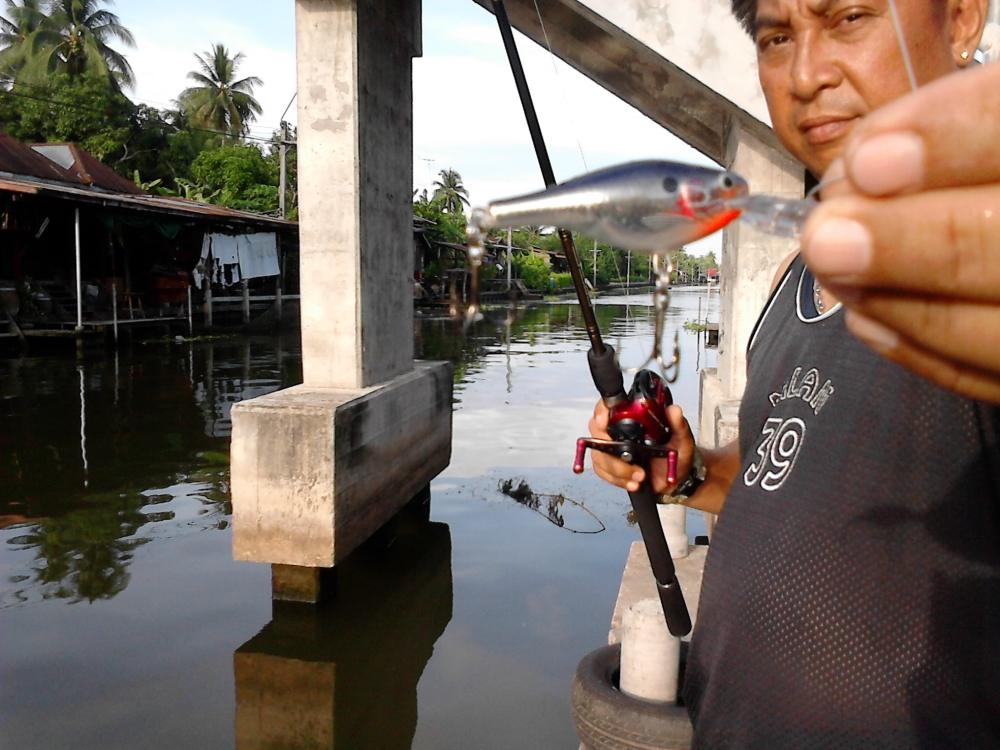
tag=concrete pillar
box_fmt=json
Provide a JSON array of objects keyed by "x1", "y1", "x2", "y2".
[
  {"x1": 694, "y1": 122, "x2": 802, "y2": 535},
  {"x1": 230, "y1": 0, "x2": 453, "y2": 597},
  {"x1": 296, "y1": 0, "x2": 419, "y2": 389},
  {"x1": 717, "y1": 122, "x2": 803, "y2": 401}
]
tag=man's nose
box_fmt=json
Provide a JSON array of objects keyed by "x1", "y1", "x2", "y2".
[{"x1": 790, "y1": 33, "x2": 841, "y2": 100}]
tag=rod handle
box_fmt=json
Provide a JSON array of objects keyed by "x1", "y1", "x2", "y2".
[
  {"x1": 628, "y1": 482, "x2": 692, "y2": 637},
  {"x1": 588, "y1": 345, "x2": 626, "y2": 405}
]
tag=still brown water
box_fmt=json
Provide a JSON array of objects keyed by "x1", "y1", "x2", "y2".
[{"x1": 0, "y1": 290, "x2": 716, "y2": 749}]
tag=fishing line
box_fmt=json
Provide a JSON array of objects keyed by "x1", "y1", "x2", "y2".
[
  {"x1": 805, "y1": 0, "x2": 919, "y2": 199},
  {"x1": 887, "y1": 0, "x2": 919, "y2": 92},
  {"x1": 531, "y1": 0, "x2": 590, "y2": 173}
]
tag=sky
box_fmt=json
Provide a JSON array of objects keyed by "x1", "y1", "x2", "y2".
[{"x1": 119, "y1": 0, "x2": 721, "y2": 255}]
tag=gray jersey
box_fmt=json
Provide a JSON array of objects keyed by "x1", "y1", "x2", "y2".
[{"x1": 684, "y1": 255, "x2": 1000, "y2": 749}]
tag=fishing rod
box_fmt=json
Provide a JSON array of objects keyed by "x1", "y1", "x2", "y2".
[{"x1": 489, "y1": 0, "x2": 691, "y2": 637}]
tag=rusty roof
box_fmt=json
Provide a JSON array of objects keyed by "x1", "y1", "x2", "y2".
[
  {"x1": 31, "y1": 143, "x2": 146, "y2": 195},
  {"x1": 0, "y1": 131, "x2": 295, "y2": 230},
  {"x1": 0, "y1": 132, "x2": 77, "y2": 182}
]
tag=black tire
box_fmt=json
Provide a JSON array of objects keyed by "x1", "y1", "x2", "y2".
[{"x1": 571, "y1": 643, "x2": 693, "y2": 750}]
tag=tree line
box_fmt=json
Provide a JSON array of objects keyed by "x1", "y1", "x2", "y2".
[{"x1": 0, "y1": 0, "x2": 294, "y2": 216}]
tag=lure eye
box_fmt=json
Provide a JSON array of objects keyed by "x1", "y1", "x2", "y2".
[
  {"x1": 662, "y1": 177, "x2": 678, "y2": 193},
  {"x1": 722, "y1": 176, "x2": 734, "y2": 188}
]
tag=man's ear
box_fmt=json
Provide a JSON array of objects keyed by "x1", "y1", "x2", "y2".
[{"x1": 948, "y1": 0, "x2": 988, "y2": 66}]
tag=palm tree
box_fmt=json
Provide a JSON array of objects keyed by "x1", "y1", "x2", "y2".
[
  {"x1": 24, "y1": 0, "x2": 135, "y2": 89},
  {"x1": 0, "y1": 0, "x2": 46, "y2": 82},
  {"x1": 432, "y1": 168, "x2": 470, "y2": 213},
  {"x1": 178, "y1": 43, "x2": 262, "y2": 137}
]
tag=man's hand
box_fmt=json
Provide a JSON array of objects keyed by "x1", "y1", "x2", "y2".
[
  {"x1": 587, "y1": 399, "x2": 695, "y2": 494},
  {"x1": 801, "y1": 63, "x2": 1000, "y2": 403}
]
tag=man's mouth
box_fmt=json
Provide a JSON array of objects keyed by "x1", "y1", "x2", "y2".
[{"x1": 798, "y1": 115, "x2": 859, "y2": 146}]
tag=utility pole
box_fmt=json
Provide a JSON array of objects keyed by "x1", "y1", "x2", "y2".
[
  {"x1": 507, "y1": 227, "x2": 512, "y2": 290},
  {"x1": 279, "y1": 120, "x2": 289, "y2": 219},
  {"x1": 592, "y1": 239, "x2": 597, "y2": 289}
]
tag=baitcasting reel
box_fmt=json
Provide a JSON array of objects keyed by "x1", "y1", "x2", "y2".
[{"x1": 573, "y1": 369, "x2": 678, "y2": 486}]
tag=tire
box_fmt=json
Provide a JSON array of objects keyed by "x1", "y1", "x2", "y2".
[{"x1": 571, "y1": 644, "x2": 693, "y2": 750}]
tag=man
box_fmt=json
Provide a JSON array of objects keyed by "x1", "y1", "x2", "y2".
[{"x1": 590, "y1": 0, "x2": 999, "y2": 746}]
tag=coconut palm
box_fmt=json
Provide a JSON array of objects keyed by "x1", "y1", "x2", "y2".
[
  {"x1": 0, "y1": 0, "x2": 47, "y2": 82},
  {"x1": 177, "y1": 43, "x2": 262, "y2": 137},
  {"x1": 432, "y1": 168, "x2": 470, "y2": 213},
  {"x1": 23, "y1": 0, "x2": 134, "y2": 88}
]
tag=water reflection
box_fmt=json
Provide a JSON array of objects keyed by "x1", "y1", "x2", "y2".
[
  {"x1": 234, "y1": 512, "x2": 453, "y2": 750},
  {"x1": 0, "y1": 336, "x2": 299, "y2": 605},
  {"x1": 1, "y1": 292, "x2": 718, "y2": 749}
]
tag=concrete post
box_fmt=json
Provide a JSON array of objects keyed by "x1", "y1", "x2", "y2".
[
  {"x1": 74, "y1": 207, "x2": 83, "y2": 332},
  {"x1": 717, "y1": 123, "x2": 803, "y2": 401},
  {"x1": 619, "y1": 598, "x2": 680, "y2": 703},
  {"x1": 296, "y1": 0, "x2": 419, "y2": 389},
  {"x1": 658, "y1": 504, "x2": 688, "y2": 560},
  {"x1": 230, "y1": 0, "x2": 453, "y2": 601},
  {"x1": 693, "y1": 122, "x2": 802, "y2": 536}
]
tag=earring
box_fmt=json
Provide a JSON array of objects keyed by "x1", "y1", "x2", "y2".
[{"x1": 960, "y1": 50, "x2": 970, "y2": 61}]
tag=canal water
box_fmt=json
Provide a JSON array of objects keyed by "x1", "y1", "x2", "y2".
[{"x1": 0, "y1": 290, "x2": 717, "y2": 749}]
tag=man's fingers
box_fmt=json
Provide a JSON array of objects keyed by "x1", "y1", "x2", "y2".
[
  {"x1": 802, "y1": 185, "x2": 1000, "y2": 299},
  {"x1": 835, "y1": 293, "x2": 1000, "y2": 376},
  {"x1": 592, "y1": 453, "x2": 645, "y2": 491},
  {"x1": 841, "y1": 64, "x2": 1000, "y2": 196},
  {"x1": 844, "y1": 310, "x2": 1000, "y2": 404}
]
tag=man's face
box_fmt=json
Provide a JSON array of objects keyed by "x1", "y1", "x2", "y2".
[{"x1": 754, "y1": 0, "x2": 957, "y2": 175}]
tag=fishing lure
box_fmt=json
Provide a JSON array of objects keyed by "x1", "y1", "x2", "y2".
[{"x1": 466, "y1": 160, "x2": 749, "y2": 255}]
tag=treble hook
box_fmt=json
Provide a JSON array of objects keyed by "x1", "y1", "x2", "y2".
[
  {"x1": 627, "y1": 253, "x2": 681, "y2": 382},
  {"x1": 463, "y1": 226, "x2": 486, "y2": 330}
]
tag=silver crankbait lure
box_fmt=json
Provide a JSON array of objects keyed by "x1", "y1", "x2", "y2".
[{"x1": 467, "y1": 160, "x2": 749, "y2": 255}]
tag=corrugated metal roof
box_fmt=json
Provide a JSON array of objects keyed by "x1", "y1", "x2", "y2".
[
  {"x1": 0, "y1": 171, "x2": 296, "y2": 229},
  {"x1": 32, "y1": 143, "x2": 146, "y2": 195},
  {"x1": 0, "y1": 133, "x2": 77, "y2": 182},
  {"x1": 0, "y1": 130, "x2": 294, "y2": 229}
]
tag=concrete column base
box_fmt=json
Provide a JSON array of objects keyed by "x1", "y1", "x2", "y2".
[
  {"x1": 609, "y1": 542, "x2": 707, "y2": 646},
  {"x1": 231, "y1": 361, "x2": 453, "y2": 572}
]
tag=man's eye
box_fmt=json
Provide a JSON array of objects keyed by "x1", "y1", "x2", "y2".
[
  {"x1": 834, "y1": 10, "x2": 869, "y2": 27},
  {"x1": 758, "y1": 33, "x2": 791, "y2": 51}
]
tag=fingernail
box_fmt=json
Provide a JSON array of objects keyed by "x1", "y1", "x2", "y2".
[
  {"x1": 846, "y1": 312, "x2": 899, "y2": 351},
  {"x1": 850, "y1": 131, "x2": 924, "y2": 195},
  {"x1": 804, "y1": 218, "x2": 872, "y2": 277},
  {"x1": 627, "y1": 481, "x2": 639, "y2": 492}
]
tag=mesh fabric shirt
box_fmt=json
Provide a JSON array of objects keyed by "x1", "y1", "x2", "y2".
[{"x1": 683, "y1": 256, "x2": 1000, "y2": 749}]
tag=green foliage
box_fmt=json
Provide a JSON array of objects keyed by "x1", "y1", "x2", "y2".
[
  {"x1": 431, "y1": 167, "x2": 469, "y2": 214},
  {"x1": 190, "y1": 144, "x2": 278, "y2": 213},
  {"x1": 0, "y1": 0, "x2": 48, "y2": 83},
  {"x1": 513, "y1": 252, "x2": 550, "y2": 290},
  {"x1": 671, "y1": 248, "x2": 718, "y2": 284},
  {"x1": 413, "y1": 190, "x2": 466, "y2": 245},
  {"x1": 12, "y1": 0, "x2": 135, "y2": 89},
  {"x1": 0, "y1": 73, "x2": 131, "y2": 157},
  {"x1": 177, "y1": 43, "x2": 262, "y2": 137},
  {"x1": 551, "y1": 272, "x2": 573, "y2": 289}
]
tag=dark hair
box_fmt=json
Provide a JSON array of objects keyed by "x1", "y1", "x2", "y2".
[{"x1": 731, "y1": 0, "x2": 756, "y2": 36}]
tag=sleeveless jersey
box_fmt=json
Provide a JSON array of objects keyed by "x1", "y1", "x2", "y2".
[{"x1": 683, "y1": 256, "x2": 1000, "y2": 749}]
